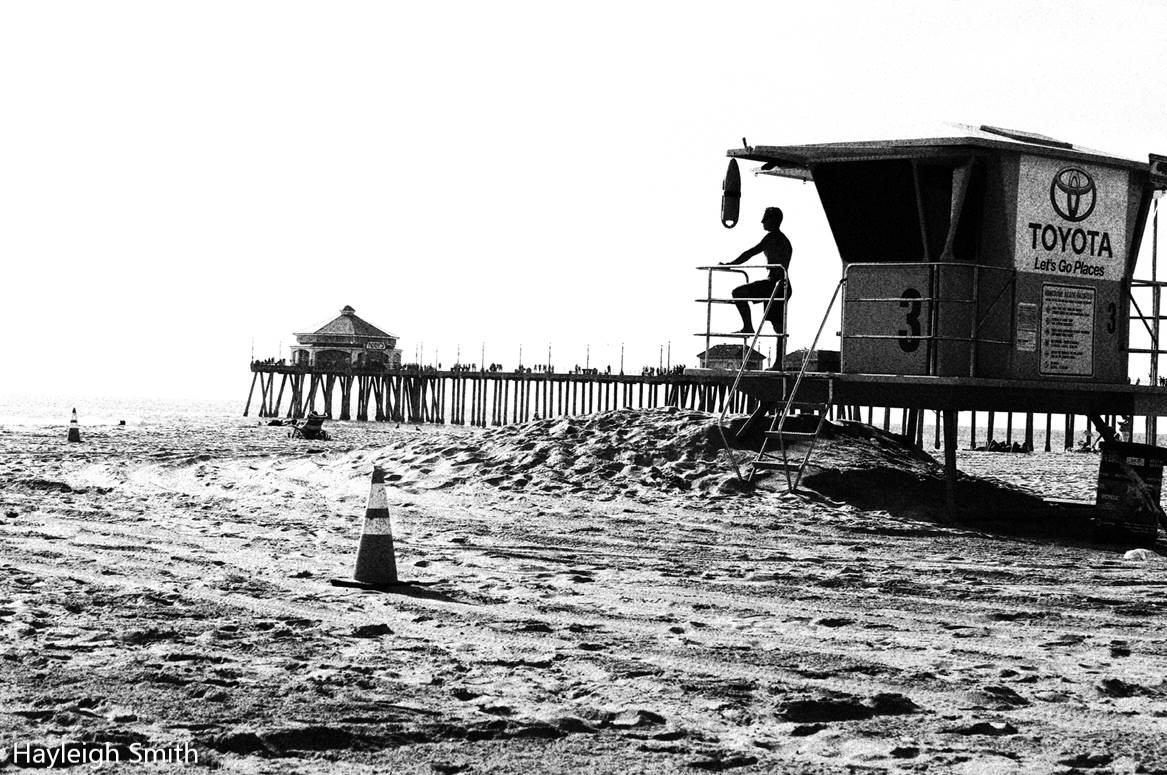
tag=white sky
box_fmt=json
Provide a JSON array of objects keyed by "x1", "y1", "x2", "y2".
[{"x1": 4, "y1": 0, "x2": 1166, "y2": 400}]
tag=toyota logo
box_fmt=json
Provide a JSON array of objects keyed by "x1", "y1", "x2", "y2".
[{"x1": 1049, "y1": 166, "x2": 1096, "y2": 222}]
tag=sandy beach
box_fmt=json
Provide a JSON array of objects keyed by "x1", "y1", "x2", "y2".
[{"x1": 2, "y1": 408, "x2": 1165, "y2": 773}]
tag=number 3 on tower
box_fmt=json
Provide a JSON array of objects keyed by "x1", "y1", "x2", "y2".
[{"x1": 898, "y1": 288, "x2": 922, "y2": 353}]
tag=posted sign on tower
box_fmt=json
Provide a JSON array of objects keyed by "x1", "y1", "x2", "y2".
[
  {"x1": 1014, "y1": 155, "x2": 1128, "y2": 280},
  {"x1": 1014, "y1": 155, "x2": 1129, "y2": 378}
]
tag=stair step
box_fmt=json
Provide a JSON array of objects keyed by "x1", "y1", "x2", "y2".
[
  {"x1": 751, "y1": 460, "x2": 798, "y2": 471},
  {"x1": 766, "y1": 430, "x2": 818, "y2": 439},
  {"x1": 786, "y1": 401, "x2": 828, "y2": 410}
]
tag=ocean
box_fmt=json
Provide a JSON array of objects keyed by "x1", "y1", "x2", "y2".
[{"x1": 0, "y1": 395, "x2": 240, "y2": 429}]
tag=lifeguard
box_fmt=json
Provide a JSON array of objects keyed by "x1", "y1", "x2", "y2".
[{"x1": 720, "y1": 206, "x2": 793, "y2": 336}]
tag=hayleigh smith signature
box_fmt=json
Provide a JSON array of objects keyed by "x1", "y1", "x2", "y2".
[{"x1": 10, "y1": 741, "x2": 199, "y2": 767}]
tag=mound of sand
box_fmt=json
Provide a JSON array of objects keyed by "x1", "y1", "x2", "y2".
[
  {"x1": 329, "y1": 409, "x2": 1050, "y2": 526},
  {"x1": 351, "y1": 408, "x2": 748, "y2": 498}
]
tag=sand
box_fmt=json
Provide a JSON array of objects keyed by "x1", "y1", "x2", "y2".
[{"x1": 1, "y1": 409, "x2": 1165, "y2": 773}]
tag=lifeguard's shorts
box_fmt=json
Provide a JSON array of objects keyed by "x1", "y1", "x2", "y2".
[{"x1": 733, "y1": 278, "x2": 791, "y2": 322}]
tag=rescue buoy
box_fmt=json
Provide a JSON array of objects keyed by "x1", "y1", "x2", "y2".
[{"x1": 721, "y1": 158, "x2": 741, "y2": 228}]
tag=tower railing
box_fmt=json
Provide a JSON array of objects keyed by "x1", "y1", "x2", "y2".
[
  {"x1": 695, "y1": 264, "x2": 789, "y2": 480},
  {"x1": 1127, "y1": 279, "x2": 1167, "y2": 369},
  {"x1": 840, "y1": 262, "x2": 1016, "y2": 377},
  {"x1": 694, "y1": 264, "x2": 789, "y2": 369}
]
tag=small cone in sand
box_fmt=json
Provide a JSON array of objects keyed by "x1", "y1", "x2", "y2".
[
  {"x1": 67, "y1": 408, "x2": 82, "y2": 443},
  {"x1": 332, "y1": 466, "x2": 399, "y2": 588}
]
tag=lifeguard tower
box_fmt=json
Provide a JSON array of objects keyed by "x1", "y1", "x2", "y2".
[{"x1": 703, "y1": 124, "x2": 1167, "y2": 526}]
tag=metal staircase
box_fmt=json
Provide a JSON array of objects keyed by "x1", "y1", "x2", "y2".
[
  {"x1": 743, "y1": 279, "x2": 844, "y2": 490},
  {"x1": 699, "y1": 264, "x2": 788, "y2": 482},
  {"x1": 697, "y1": 259, "x2": 846, "y2": 490},
  {"x1": 750, "y1": 386, "x2": 835, "y2": 490}
]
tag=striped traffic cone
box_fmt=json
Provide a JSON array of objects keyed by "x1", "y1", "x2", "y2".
[
  {"x1": 67, "y1": 408, "x2": 82, "y2": 443},
  {"x1": 331, "y1": 466, "x2": 400, "y2": 589}
]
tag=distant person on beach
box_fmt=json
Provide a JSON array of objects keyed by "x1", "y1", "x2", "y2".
[{"x1": 721, "y1": 206, "x2": 793, "y2": 335}]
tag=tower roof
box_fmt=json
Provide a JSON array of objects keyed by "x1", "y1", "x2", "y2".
[
  {"x1": 297, "y1": 306, "x2": 396, "y2": 340},
  {"x1": 728, "y1": 122, "x2": 1146, "y2": 173}
]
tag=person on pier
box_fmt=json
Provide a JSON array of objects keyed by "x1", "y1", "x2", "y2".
[{"x1": 720, "y1": 206, "x2": 793, "y2": 335}]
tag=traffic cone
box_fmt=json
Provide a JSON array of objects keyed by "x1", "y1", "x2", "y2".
[
  {"x1": 331, "y1": 466, "x2": 400, "y2": 589},
  {"x1": 67, "y1": 408, "x2": 82, "y2": 443}
]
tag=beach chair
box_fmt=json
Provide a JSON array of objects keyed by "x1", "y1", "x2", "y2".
[{"x1": 290, "y1": 414, "x2": 330, "y2": 441}]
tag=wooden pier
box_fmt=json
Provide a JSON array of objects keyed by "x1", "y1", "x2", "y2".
[
  {"x1": 244, "y1": 362, "x2": 1167, "y2": 449},
  {"x1": 243, "y1": 363, "x2": 758, "y2": 426}
]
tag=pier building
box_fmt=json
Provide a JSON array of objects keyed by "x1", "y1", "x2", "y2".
[
  {"x1": 698, "y1": 344, "x2": 767, "y2": 371},
  {"x1": 289, "y1": 305, "x2": 401, "y2": 369}
]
